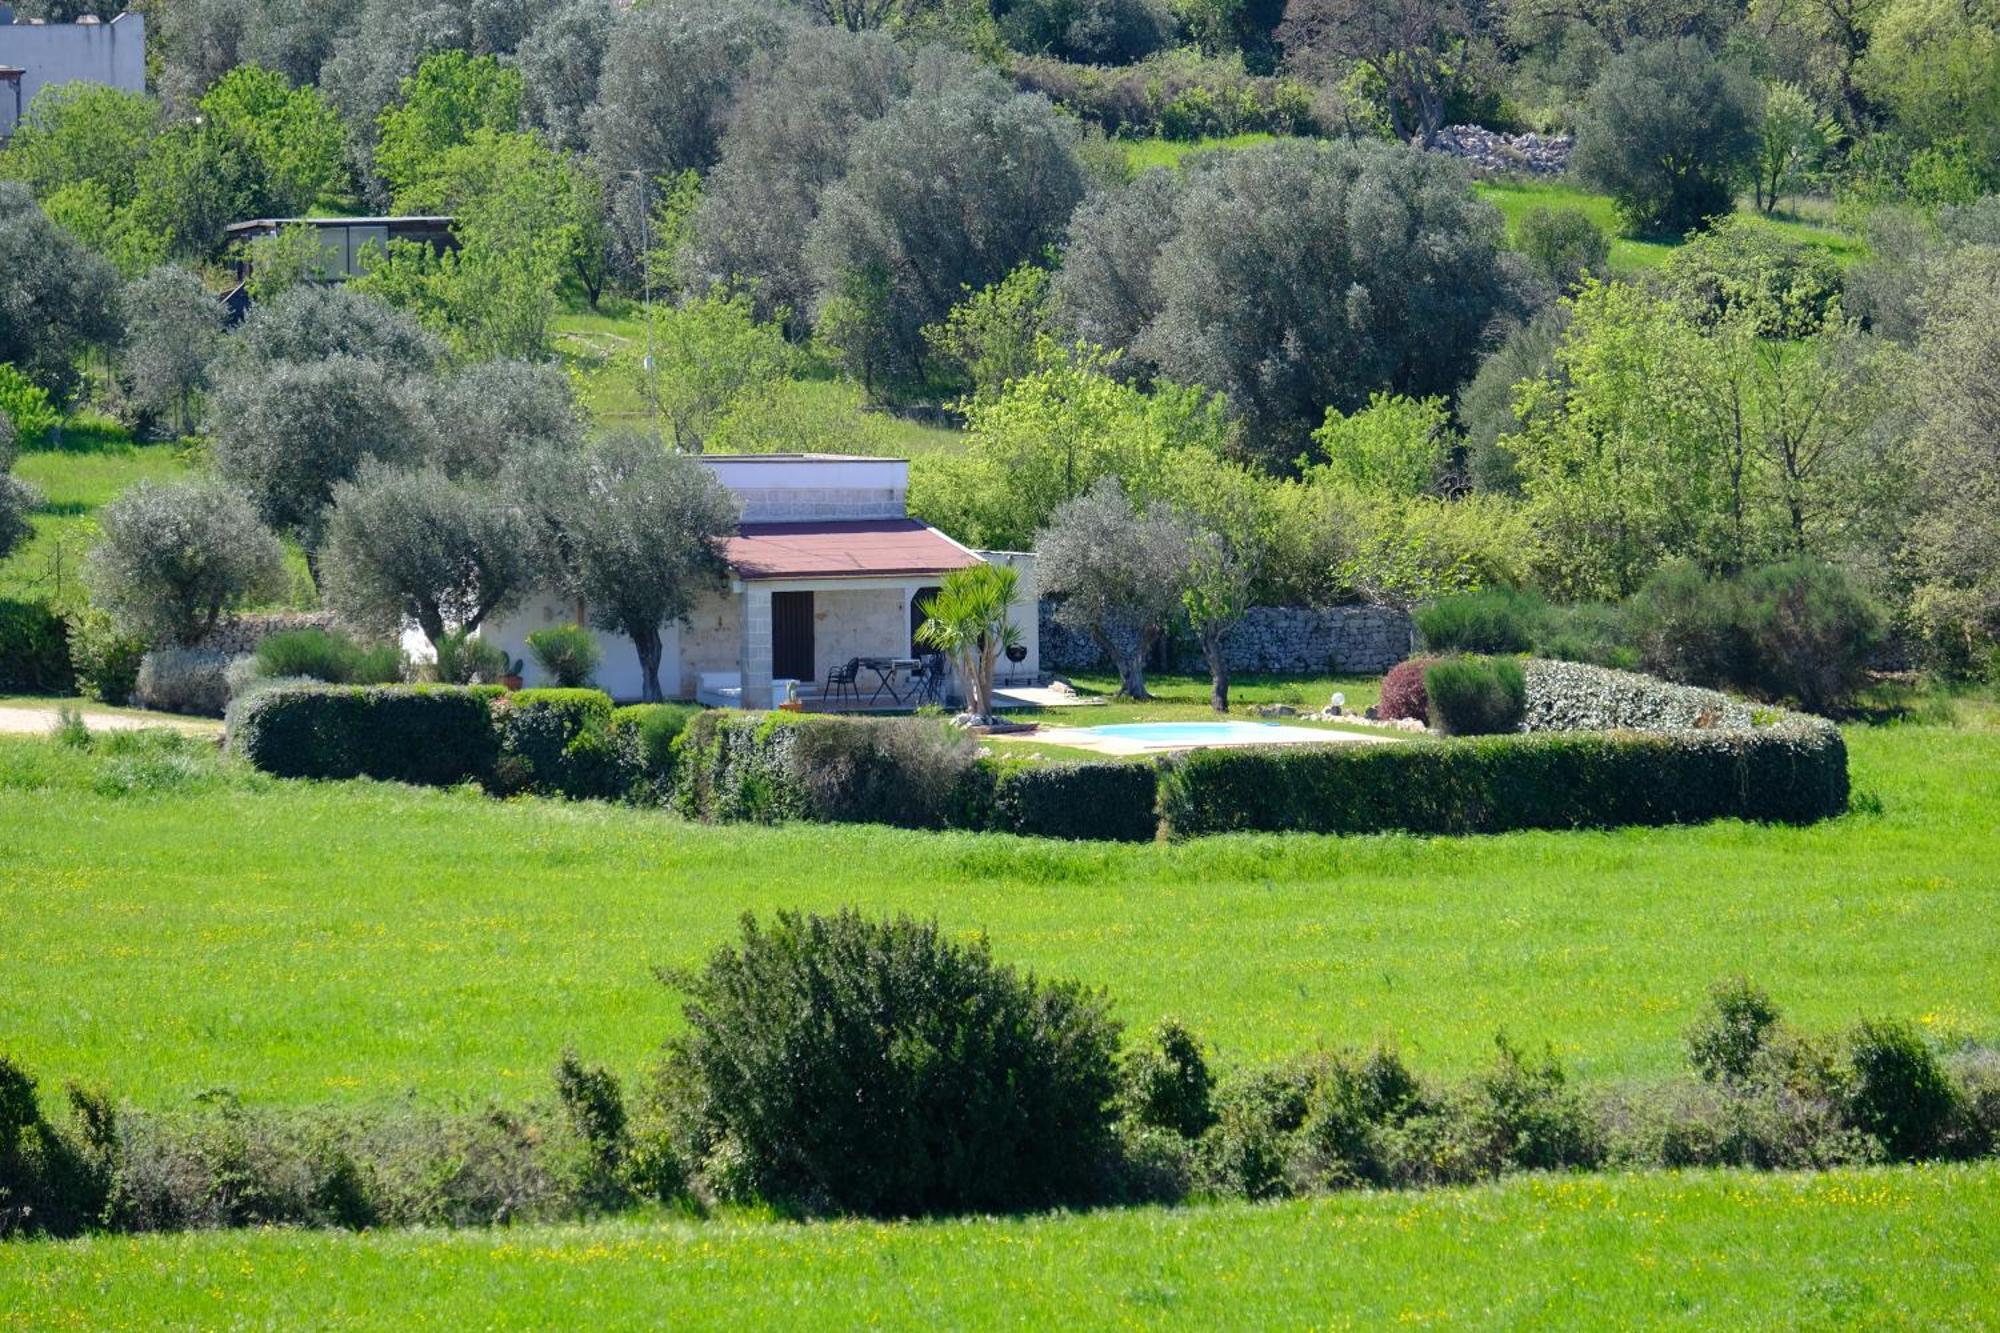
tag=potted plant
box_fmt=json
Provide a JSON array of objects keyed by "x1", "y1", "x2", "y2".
[{"x1": 501, "y1": 655, "x2": 525, "y2": 692}]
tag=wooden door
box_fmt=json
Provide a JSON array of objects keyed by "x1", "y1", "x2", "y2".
[{"x1": 771, "y1": 591, "x2": 815, "y2": 683}]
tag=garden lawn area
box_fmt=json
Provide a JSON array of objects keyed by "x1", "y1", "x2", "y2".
[
  {"x1": 3, "y1": 1164, "x2": 1994, "y2": 1327},
  {"x1": 0, "y1": 423, "x2": 192, "y2": 604},
  {"x1": 0, "y1": 719, "x2": 1994, "y2": 1110}
]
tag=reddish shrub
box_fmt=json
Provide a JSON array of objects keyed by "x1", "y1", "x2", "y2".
[{"x1": 1378, "y1": 656, "x2": 1437, "y2": 721}]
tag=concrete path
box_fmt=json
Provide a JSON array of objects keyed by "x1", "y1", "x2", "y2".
[{"x1": 0, "y1": 703, "x2": 222, "y2": 738}]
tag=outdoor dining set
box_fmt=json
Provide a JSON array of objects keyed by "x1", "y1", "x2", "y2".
[{"x1": 820, "y1": 653, "x2": 949, "y2": 709}]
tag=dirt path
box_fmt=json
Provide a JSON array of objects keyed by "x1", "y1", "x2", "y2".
[{"x1": 0, "y1": 703, "x2": 222, "y2": 738}]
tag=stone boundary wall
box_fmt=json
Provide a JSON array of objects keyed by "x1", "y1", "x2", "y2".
[{"x1": 1039, "y1": 602, "x2": 1413, "y2": 677}]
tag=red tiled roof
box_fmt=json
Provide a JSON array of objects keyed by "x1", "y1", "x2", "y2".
[{"x1": 724, "y1": 519, "x2": 980, "y2": 581}]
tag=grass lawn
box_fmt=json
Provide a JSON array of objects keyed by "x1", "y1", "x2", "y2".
[
  {"x1": 0, "y1": 717, "x2": 1993, "y2": 1109},
  {"x1": 0, "y1": 423, "x2": 192, "y2": 604},
  {"x1": 3, "y1": 1164, "x2": 1994, "y2": 1327}
]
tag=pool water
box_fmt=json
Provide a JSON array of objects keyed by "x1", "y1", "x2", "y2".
[{"x1": 1085, "y1": 721, "x2": 1301, "y2": 746}]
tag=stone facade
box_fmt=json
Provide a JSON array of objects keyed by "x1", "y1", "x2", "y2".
[
  {"x1": 204, "y1": 611, "x2": 338, "y2": 658},
  {"x1": 1040, "y1": 602, "x2": 1414, "y2": 678}
]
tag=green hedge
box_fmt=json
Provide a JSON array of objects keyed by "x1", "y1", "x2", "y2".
[
  {"x1": 1156, "y1": 716, "x2": 1848, "y2": 838},
  {"x1": 614, "y1": 702, "x2": 703, "y2": 792},
  {"x1": 991, "y1": 762, "x2": 1159, "y2": 842},
  {"x1": 228, "y1": 685, "x2": 503, "y2": 786},
  {"x1": 492, "y1": 689, "x2": 635, "y2": 800},
  {"x1": 0, "y1": 599, "x2": 73, "y2": 694}
]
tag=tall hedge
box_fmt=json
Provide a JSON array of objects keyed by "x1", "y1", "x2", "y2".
[
  {"x1": 228, "y1": 685, "x2": 503, "y2": 785},
  {"x1": 0, "y1": 599, "x2": 73, "y2": 694},
  {"x1": 1156, "y1": 716, "x2": 1848, "y2": 838},
  {"x1": 990, "y1": 761, "x2": 1159, "y2": 841}
]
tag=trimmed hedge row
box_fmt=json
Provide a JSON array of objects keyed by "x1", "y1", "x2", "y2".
[
  {"x1": 1156, "y1": 715, "x2": 1848, "y2": 838},
  {"x1": 990, "y1": 762, "x2": 1160, "y2": 842},
  {"x1": 228, "y1": 685, "x2": 503, "y2": 785}
]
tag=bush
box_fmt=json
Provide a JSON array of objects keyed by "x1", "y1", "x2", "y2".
[
  {"x1": 1534, "y1": 601, "x2": 1636, "y2": 670},
  {"x1": 64, "y1": 605, "x2": 145, "y2": 705},
  {"x1": 1119, "y1": 1019, "x2": 1216, "y2": 1140},
  {"x1": 1736, "y1": 559, "x2": 1884, "y2": 716},
  {"x1": 1424, "y1": 656, "x2": 1527, "y2": 736},
  {"x1": 253, "y1": 628, "x2": 402, "y2": 685},
  {"x1": 1625, "y1": 561, "x2": 1750, "y2": 689},
  {"x1": 0, "y1": 599, "x2": 73, "y2": 694},
  {"x1": 1416, "y1": 589, "x2": 1545, "y2": 655},
  {"x1": 227, "y1": 685, "x2": 502, "y2": 786},
  {"x1": 433, "y1": 631, "x2": 513, "y2": 686},
  {"x1": 614, "y1": 703, "x2": 703, "y2": 796},
  {"x1": 1377, "y1": 656, "x2": 1437, "y2": 722},
  {"x1": 1516, "y1": 207, "x2": 1610, "y2": 294},
  {"x1": 672, "y1": 712, "x2": 986, "y2": 831},
  {"x1": 1844, "y1": 1019, "x2": 1962, "y2": 1162},
  {"x1": 1521, "y1": 659, "x2": 1752, "y2": 732},
  {"x1": 1659, "y1": 218, "x2": 1844, "y2": 339},
  {"x1": 1156, "y1": 713, "x2": 1849, "y2": 837},
  {"x1": 491, "y1": 688, "x2": 636, "y2": 800},
  {"x1": 1686, "y1": 978, "x2": 1784, "y2": 1084},
  {"x1": 655, "y1": 909, "x2": 1122, "y2": 1216},
  {"x1": 526, "y1": 626, "x2": 601, "y2": 689},
  {"x1": 133, "y1": 649, "x2": 234, "y2": 718},
  {"x1": 990, "y1": 761, "x2": 1159, "y2": 841}
]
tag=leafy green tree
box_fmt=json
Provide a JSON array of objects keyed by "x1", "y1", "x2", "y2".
[
  {"x1": 643, "y1": 290, "x2": 797, "y2": 453},
  {"x1": 321, "y1": 462, "x2": 535, "y2": 648},
  {"x1": 0, "y1": 83, "x2": 160, "y2": 210},
  {"x1": 805, "y1": 66, "x2": 1088, "y2": 396},
  {"x1": 209, "y1": 354, "x2": 435, "y2": 560},
  {"x1": 116, "y1": 266, "x2": 227, "y2": 439},
  {"x1": 689, "y1": 26, "x2": 910, "y2": 332},
  {"x1": 126, "y1": 122, "x2": 262, "y2": 261},
  {"x1": 515, "y1": 434, "x2": 740, "y2": 702},
  {"x1": 1572, "y1": 37, "x2": 1759, "y2": 237},
  {"x1": 85, "y1": 478, "x2": 287, "y2": 647},
  {"x1": 923, "y1": 262, "x2": 1055, "y2": 403},
  {"x1": 1753, "y1": 81, "x2": 1838, "y2": 214},
  {"x1": 1656, "y1": 217, "x2": 1845, "y2": 339},
  {"x1": 0, "y1": 184, "x2": 121, "y2": 403},
  {"x1": 1036, "y1": 477, "x2": 1196, "y2": 699},
  {"x1": 1159, "y1": 450, "x2": 1275, "y2": 711},
  {"x1": 916, "y1": 562, "x2": 1023, "y2": 723},
  {"x1": 1856, "y1": 0, "x2": 2000, "y2": 181},
  {"x1": 1309, "y1": 393, "x2": 1454, "y2": 497},
  {"x1": 199, "y1": 65, "x2": 355, "y2": 216},
  {"x1": 39, "y1": 179, "x2": 170, "y2": 278},
  {"x1": 373, "y1": 51, "x2": 525, "y2": 199}
]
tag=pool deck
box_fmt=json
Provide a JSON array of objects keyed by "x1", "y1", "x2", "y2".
[{"x1": 995, "y1": 722, "x2": 1404, "y2": 757}]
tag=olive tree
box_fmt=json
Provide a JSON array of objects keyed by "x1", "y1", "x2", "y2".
[
  {"x1": 224, "y1": 283, "x2": 445, "y2": 375},
  {"x1": 517, "y1": 434, "x2": 740, "y2": 702},
  {"x1": 0, "y1": 474, "x2": 36, "y2": 565},
  {"x1": 515, "y1": 0, "x2": 616, "y2": 153},
  {"x1": 1035, "y1": 477, "x2": 1196, "y2": 700},
  {"x1": 429, "y1": 358, "x2": 586, "y2": 478},
  {"x1": 806, "y1": 65, "x2": 1089, "y2": 395},
  {"x1": 320, "y1": 462, "x2": 535, "y2": 648},
  {"x1": 1572, "y1": 37, "x2": 1759, "y2": 238},
  {"x1": 85, "y1": 478, "x2": 287, "y2": 647},
  {"x1": 117, "y1": 266, "x2": 226, "y2": 438},
  {"x1": 1276, "y1": 0, "x2": 1499, "y2": 147},
  {"x1": 209, "y1": 354, "x2": 435, "y2": 560},
  {"x1": 0, "y1": 183, "x2": 122, "y2": 403}
]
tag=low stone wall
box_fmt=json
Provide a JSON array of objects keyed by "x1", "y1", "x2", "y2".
[
  {"x1": 203, "y1": 612, "x2": 339, "y2": 658},
  {"x1": 1039, "y1": 602, "x2": 1413, "y2": 678}
]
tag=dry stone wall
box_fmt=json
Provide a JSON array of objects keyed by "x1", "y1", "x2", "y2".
[{"x1": 1039, "y1": 602, "x2": 1413, "y2": 677}]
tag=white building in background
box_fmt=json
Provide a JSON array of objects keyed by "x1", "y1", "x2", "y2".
[
  {"x1": 435, "y1": 454, "x2": 1040, "y2": 708},
  {"x1": 0, "y1": 11, "x2": 146, "y2": 141}
]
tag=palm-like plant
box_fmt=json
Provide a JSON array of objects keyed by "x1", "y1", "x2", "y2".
[{"x1": 916, "y1": 563, "x2": 1020, "y2": 725}]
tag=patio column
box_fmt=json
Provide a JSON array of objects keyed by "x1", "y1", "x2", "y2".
[{"x1": 739, "y1": 584, "x2": 774, "y2": 710}]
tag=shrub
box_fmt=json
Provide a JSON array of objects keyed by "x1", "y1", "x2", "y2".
[
  {"x1": 1516, "y1": 206, "x2": 1610, "y2": 294},
  {"x1": 1156, "y1": 714, "x2": 1849, "y2": 837},
  {"x1": 1521, "y1": 659, "x2": 1752, "y2": 732},
  {"x1": 1294, "y1": 1047, "x2": 1425, "y2": 1189},
  {"x1": 1006, "y1": 49, "x2": 1319, "y2": 141},
  {"x1": 491, "y1": 688, "x2": 636, "y2": 800},
  {"x1": 227, "y1": 685, "x2": 502, "y2": 786},
  {"x1": 1844, "y1": 1019, "x2": 1962, "y2": 1161},
  {"x1": 989, "y1": 761, "x2": 1159, "y2": 841},
  {"x1": 1424, "y1": 656, "x2": 1526, "y2": 736},
  {"x1": 1416, "y1": 589, "x2": 1545, "y2": 655},
  {"x1": 1535, "y1": 601, "x2": 1635, "y2": 670},
  {"x1": 1625, "y1": 561, "x2": 1750, "y2": 689},
  {"x1": 1736, "y1": 559, "x2": 1883, "y2": 715},
  {"x1": 0, "y1": 473, "x2": 34, "y2": 566},
  {"x1": 1119, "y1": 1019, "x2": 1216, "y2": 1140},
  {"x1": 614, "y1": 703, "x2": 702, "y2": 796},
  {"x1": 1659, "y1": 218, "x2": 1844, "y2": 339},
  {"x1": 655, "y1": 909, "x2": 1122, "y2": 1217},
  {"x1": 0, "y1": 599, "x2": 73, "y2": 694},
  {"x1": 1194, "y1": 1062, "x2": 1319, "y2": 1200},
  {"x1": 253, "y1": 628, "x2": 402, "y2": 685},
  {"x1": 132, "y1": 649, "x2": 234, "y2": 718},
  {"x1": 64, "y1": 606, "x2": 145, "y2": 705},
  {"x1": 1686, "y1": 978, "x2": 1783, "y2": 1084},
  {"x1": 1377, "y1": 656, "x2": 1436, "y2": 722},
  {"x1": 673, "y1": 713, "x2": 985, "y2": 831},
  {"x1": 526, "y1": 626, "x2": 601, "y2": 689},
  {"x1": 1457, "y1": 1036, "x2": 1603, "y2": 1174},
  {"x1": 433, "y1": 631, "x2": 512, "y2": 686}
]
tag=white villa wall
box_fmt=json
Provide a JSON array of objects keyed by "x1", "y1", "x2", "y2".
[
  {"x1": 475, "y1": 593, "x2": 671, "y2": 702},
  {"x1": 978, "y1": 550, "x2": 1041, "y2": 684},
  {"x1": 0, "y1": 14, "x2": 145, "y2": 139},
  {"x1": 678, "y1": 591, "x2": 743, "y2": 687},
  {"x1": 810, "y1": 587, "x2": 912, "y2": 684}
]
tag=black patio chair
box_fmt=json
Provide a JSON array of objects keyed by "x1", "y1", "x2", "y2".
[
  {"x1": 911, "y1": 652, "x2": 948, "y2": 708},
  {"x1": 823, "y1": 658, "x2": 862, "y2": 708}
]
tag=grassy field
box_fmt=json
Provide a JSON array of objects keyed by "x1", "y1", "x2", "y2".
[
  {"x1": 3, "y1": 1164, "x2": 1993, "y2": 1327},
  {"x1": 0, "y1": 422, "x2": 192, "y2": 604},
  {"x1": 0, "y1": 717, "x2": 1993, "y2": 1109}
]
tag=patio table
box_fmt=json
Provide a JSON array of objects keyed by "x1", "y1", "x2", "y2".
[{"x1": 857, "y1": 657, "x2": 921, "y2": 705}]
